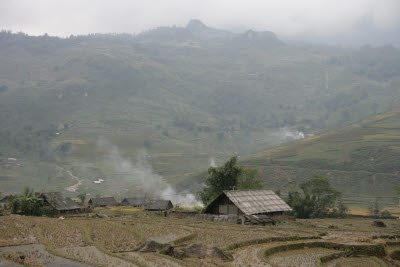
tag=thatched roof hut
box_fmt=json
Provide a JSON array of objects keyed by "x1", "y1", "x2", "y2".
[
  {"x1": 121, "y1": 198, "x2": 147, "y2": 207},
  {"x1": 0, "y1": 195, "x2": 15, "y2": 203},
  {"x1": 41, "y1": 192, "x2": 80, "y2": 213},
  {"x1": 88, "y1": 197, "x2": 118, "y2": 207},
  {"x1": 145, "y1": 200, "x2": 173, "y2": 211},
  {"x1": 204, "y1": 190, "x2": 292, "y2": 216}
]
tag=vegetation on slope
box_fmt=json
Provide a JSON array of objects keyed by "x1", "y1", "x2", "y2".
[
  {"x1": 1, "y1": 20, "x2": 400, "y2": 196},
  {"x1": 240, "y1": 110, "x2": 400, "y2": 206}
]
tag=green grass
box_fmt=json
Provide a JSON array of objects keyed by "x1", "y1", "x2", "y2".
[{"x1": 238, "y1": 110, "x2": 400, "y2": 207}]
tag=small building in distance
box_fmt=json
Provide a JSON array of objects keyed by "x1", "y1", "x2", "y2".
[
  {"x1": 41, "y1": 192, "x2": 81, "y2": 213},
  {"x1": 0, "y1": 195, "x2": 14, "y2": 210},
  {"x1": 145, "y1": 200, "x2": 173, "y2": 211},
  {"x1": 0, "y1": 195, "x2": 19, "y2": 203},
  {"x1": 88, "y1": 197, "x2": 118, "y2": 207},
  {"x1": 204, "y1": 190, "x2": 292, "y2": 217},
  {"x1": 121, "y1": 197, "x2": 147, "y2": 207}
]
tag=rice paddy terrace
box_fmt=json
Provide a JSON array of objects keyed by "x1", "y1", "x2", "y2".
[{"x1": 1, "y1": 209, "x2": 400, "y2": 266}]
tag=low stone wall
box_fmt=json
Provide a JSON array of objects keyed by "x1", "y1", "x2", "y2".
[{"x1": 166, "y1": 211, "x2": 242, "y2": 224}]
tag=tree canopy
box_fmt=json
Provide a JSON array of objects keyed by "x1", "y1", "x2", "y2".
[
  {"x1": 287, "y1": 175, "x2": 343, "y2": 218},
  {"x1": 198, "y1": 157, "x2": 264, "y2": 205}
]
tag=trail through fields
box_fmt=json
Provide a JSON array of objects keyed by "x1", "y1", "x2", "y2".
[
  {"x1": 56, "y1": 164, "x2": 83, "y2": 192},
  {"x1": 65, "y1": 170, "x2": 83, "y2": 192}
]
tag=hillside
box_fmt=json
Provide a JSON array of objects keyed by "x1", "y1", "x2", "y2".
[
  {"x1": 239, "y1": 109, "x2": 400, "y2": 207},
  {"x1": 1, "y1": 20, "x2": 400, "y2": 198}
]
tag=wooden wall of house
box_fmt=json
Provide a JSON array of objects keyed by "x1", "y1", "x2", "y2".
[{"x1": 207, "y1": 194, "x2": 243, "y2": 216}]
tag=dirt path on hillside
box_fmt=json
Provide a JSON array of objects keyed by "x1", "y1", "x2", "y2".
[
  {"x1": 65, "y1": 170, "x2": 83, "y2": 192},
  {"x1": 55, "y1": 165, "x2": 83, "y2": 192}
]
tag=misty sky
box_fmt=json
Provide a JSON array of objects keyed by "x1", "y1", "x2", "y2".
[{"x1": 1, "y1": 0, "x2": 399, "y2": 45}]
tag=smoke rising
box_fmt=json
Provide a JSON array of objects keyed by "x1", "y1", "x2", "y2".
[
  {"x1": 209, "y1": 157, "x2": 217, "y2": 167},
  {"x1": 274, "y1": 128, "x2": 305, "y2": 142},
  {"x1": 97, "y1": 137, "x2": 202, "y2": 207}
]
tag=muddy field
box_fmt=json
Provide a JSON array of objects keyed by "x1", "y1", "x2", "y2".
[{"x1": 0, "y1": 210, "x2": 400, "y2": 266}]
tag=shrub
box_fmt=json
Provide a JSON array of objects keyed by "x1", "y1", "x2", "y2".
[
  {"x1": 380, "y1": 210, "x2": 392, "y2": 218},
  {"x1": 286, "y1": 175, "x2": 342, "y2": 218},
  {"x1": 9, "y1": 188, "x2": 44, "y2": 216},
  {"x1": 391, "y1": 250, "x2": 400, "y2": 260}
]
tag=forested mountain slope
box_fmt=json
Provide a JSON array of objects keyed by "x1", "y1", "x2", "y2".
[{"x1": 0, "y1": 20, "x2": 399, "y2": 196}]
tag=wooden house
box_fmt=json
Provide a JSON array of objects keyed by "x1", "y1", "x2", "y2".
[
  {"x1": 145, "y1": 200, "x2": 173, "y2": 211},
  {"x1": 121, "y1": 198, "x2": 147, "y2": 207},
  {"x1": 204, "y1": 190, "x2": 292, "y2": 217},
  {"x1": 41, "y1": 192, "x2": 81, "y2": 213},
  {"x1": 88, "y1": 197, "x2": 118, "y2": 207}
]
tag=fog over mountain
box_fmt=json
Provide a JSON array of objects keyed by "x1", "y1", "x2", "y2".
[
  {"x1": 1, "y1": 0, "x2": 399, "y2": 46},
  {"x1": 1, "y1": 1, "x2": 400, "y2": 200},
  {"x1": 0, "y1": 19, "x2": 399, "y2": 197}
]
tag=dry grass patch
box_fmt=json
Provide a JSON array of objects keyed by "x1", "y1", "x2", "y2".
[
  {"x1": 32, "y1": 218, "x2": 85, "y2": 248},
  {"x1": 267, "y1": 248, "x2": 337, "y2": 267},
  {"x1": 57, "y1": 246, "x2": 135, "y2": 267},
  {"x1": 325, "y1": 256, "x2": 387, "y2": 266},
  {"x1": 0, "y1": 216, "x2": 36, "y2": 246},
  {"x1": 74, "y1": 219, "x2": 142, "y2": 252}
]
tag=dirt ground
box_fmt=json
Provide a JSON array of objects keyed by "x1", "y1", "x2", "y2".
[
  {"x1": 0, "y1": 244, "x2": 89, "y2": 266},
  {"x1": 0, "y1": 210, "x2": 399, "y2": 266}
]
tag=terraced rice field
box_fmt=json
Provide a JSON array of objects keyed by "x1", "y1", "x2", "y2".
[
  {"x1": 0, "y1": 210, "x2": 399, "y2": 266},
  {"x1": 267, "y1": 248, "x2": 338, "y2": 266}
]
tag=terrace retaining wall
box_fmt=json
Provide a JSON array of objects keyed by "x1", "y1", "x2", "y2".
[{"x1": 166, "y1": 211, "x2": 243, "y2": 224}]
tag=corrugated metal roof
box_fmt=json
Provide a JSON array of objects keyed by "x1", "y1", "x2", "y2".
[{"x1": 224, "y1": 190, "x2": 292, "y2": 215}]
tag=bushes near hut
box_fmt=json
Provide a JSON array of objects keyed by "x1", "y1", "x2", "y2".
[
  {"x1": 286, "y1": 175, "x2": 346, "y2": 219},
  {"x1": 9, "y1": 188, "x2": 44, "y2": 216}
]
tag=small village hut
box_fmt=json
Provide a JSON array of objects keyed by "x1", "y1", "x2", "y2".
[
  {"x1": 145, "y1": 200, "x2": 173, "y2": 211},
  {"x1": 88, "y1": 197, "x2": 118, "y2": 207},
  {"x1": 121, "y1": 197, "x2": 147, "y2": 207},
  {"x1": 41, "y1": 192, "x2": 81, "y2": 213},
  {"x1": 204, "y1": 190, "x2": 292, "y2": 217}
]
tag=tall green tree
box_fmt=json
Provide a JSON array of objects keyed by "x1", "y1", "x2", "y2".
[
  {"x1": 199, "y1": 157, "x2": 242, "y2": 205},
  {"x1": 78, "y1": 193, "x2": 87, "y2": 206},
  {"x1": 368, "y1": 198, "x2": 381, "y2": 216},
  {"x1": 287, "y1": 175, "x2": 342, "y2": 218},
  {"x1": 198, "y1": 157, "x2": 264, "y2": 205},
  {"x1": 10, "y1": 187, "x2": 44, "y2": 216},
  {"x1": 237, "y1": 168, "x2": 264, "y2": 190}
]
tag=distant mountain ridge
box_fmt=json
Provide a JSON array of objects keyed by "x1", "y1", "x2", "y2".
[{"x1": 136, "y1": 19, "x2": 282, "y2": 46}]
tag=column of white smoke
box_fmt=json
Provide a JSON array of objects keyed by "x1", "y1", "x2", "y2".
[{"x1": 97, "y1": 137, "x2": 202, "y2": 206}]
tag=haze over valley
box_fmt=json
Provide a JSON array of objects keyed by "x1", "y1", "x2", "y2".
[{"x1": 0, "y1": 19, "x2": 400, "y2": 203}]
